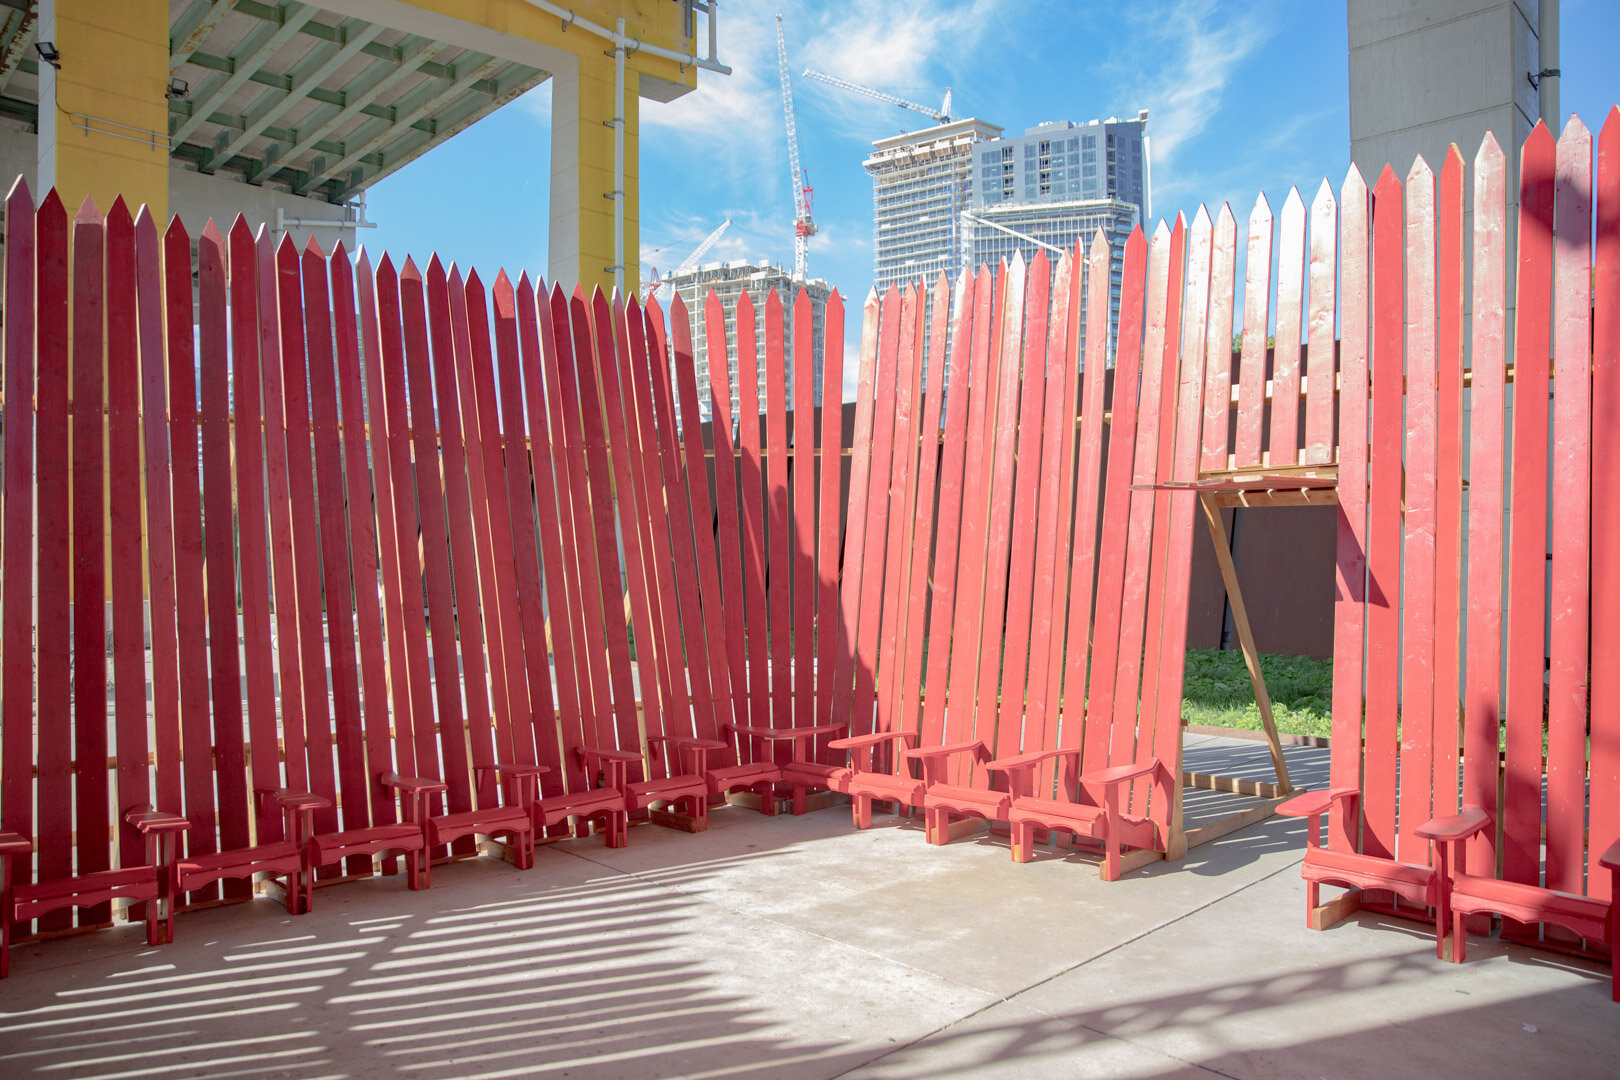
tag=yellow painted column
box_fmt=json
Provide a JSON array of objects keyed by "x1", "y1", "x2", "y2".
[
  {"x1": 550, "y1": 49, "x2": 639, "y2": 296},
  {"x1": 36, "y1": 0, "x2": 169, "y2": 220}
]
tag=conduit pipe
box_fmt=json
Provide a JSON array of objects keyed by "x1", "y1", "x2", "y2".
[{"x1": 521, "y1": 0, "x2": 732, "y2": 74}]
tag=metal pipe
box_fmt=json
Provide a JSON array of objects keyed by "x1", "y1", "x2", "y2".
[
  {"x1": 1539, "y1": 0, "x2": 1559, "y2": 126},
  {"x1": 521, "y1": 0, "x2": 732, "y2": 74},
  {"x1": 959, "y1": 210, "x2": 1064, "y2": 255},
  {"x1": 613, "y1": 17, "x2": 625, "y2": 296}
]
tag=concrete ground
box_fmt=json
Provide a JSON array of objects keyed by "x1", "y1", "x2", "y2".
[{"x1": 2, "y1": 740, "x2": 1616, "y2": 1079}]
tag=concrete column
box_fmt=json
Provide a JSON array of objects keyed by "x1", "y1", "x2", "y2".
[
  {"x1": 36, "y1": 0, "x2": 169, "y2": 219},
  {"x1": 549, "y1": 48, "x2": 639, "y2": 295}
]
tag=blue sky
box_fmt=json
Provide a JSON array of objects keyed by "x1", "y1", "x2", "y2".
[{"x1": 364, "y1": 0, "x2": 1618, "y2": 392}]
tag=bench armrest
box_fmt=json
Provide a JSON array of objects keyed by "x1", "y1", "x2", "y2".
[
  {"x1": 1416, "y1": 806, "x2": 1491, "y2": 843},
  {"x1": 1276, "y1": 787, "x2": 1360, "y2": 818},
  {"x1": 378, "y1": 773, "x2": 449, "y2": 796},
  {"x1": 650, "y1": 736, "x2": 728, "y2": 751},
  {"x1": 1081, "y1": 759, "x2": 1168, "y2": 788},
  {"x1": 477, "y1": 763, "x2": 551, "y2": 779},
  {"x1": 0, "y1": 830, "x2": 33, "y2": 856},
  {"x1": 256, "y1": 787, "x2": 333, "y2": 813},
  {"x1": 124, "y1": 808, "x2": 190, "y2": 835},
  {"x1": 1600, "y1": 836, "x2": 1620, "y2": 872},
  {"x1": 985, "y1": 747, "x2": 1081, "y2": 774},
  {"x1": 579, "y1": 747, "x2": 643, "y2": 764},
  {"x1": 901, "y1": 740, "x2": 988, "y2": 763},
  {"x1": 727, "y1": 722, "x2": 847, "y2": 742},
  {"x1": 827, "y1": 731, "x2": 918, "y2": 751}
]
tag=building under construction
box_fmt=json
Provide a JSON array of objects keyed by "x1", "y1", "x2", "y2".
[{"x1": 664, "y1": 260, "x2": 833, "y2": 425}]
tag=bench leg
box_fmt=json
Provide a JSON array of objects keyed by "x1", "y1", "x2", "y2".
[
  {"x1": 791, "y1": 786, "x2": 807, "y2": 816},
  {"x1": 1010, "y1": 822, "x2": 1035, "y2": 863},
  {"x1": 852, "y1": 795, "x2": 872, "y2": 831}
]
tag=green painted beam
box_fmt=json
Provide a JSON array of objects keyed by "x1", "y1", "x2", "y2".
[{"x1": 172, "y1": 2, "x2": 318, "y2": 145}]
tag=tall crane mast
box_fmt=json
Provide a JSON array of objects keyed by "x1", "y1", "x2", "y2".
[
  {"x1": 643, "y1": 217, "x2": 733, "y2": 298},
  {"x1": 802, "y1": 69, "x2": 952, "y2": 124},
  {"x1": 775, "y1": 14, "x2": 814, "y2": 281}
]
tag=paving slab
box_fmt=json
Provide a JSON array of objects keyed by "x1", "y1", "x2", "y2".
[{"x1": 1, "y1": 738, "x2": 1614, "y2": 1080}]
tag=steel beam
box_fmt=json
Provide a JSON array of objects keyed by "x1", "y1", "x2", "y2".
[
  {"x1": 171, "y1": 2, "x2": 317, "y2": 146},
  {"x1": 170, "y1": 0, "x2": 237, "y2": 72}
]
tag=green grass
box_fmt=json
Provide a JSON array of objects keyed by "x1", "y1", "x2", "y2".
[{"x1": 1181, "y1": 648, "x2": 1334, "y2": 739}]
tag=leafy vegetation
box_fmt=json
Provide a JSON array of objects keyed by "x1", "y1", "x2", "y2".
[{"x1": 1181, "y1": 648, "x2": 1333, "y2": 738}]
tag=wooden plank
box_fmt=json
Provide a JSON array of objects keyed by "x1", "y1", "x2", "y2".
[
  {"x1": 1589, "y1": 106, "x2": 1620, "y2": 901},
  {"x1": 873, "y1": 284, "x2": 922, "y2": 737},
  {"x1": 829, "y1": 293, "x2": 881, "y2": 736},
  {"x1": 72, "y1": 198, "x2": 111, "y2": 918},
  {"x1": 897, "y1": 276, "x2": 953, "y2": 741},
  {"x1": 1270, "y1": 189, "x2": 1306, "y2": 466},
  {"x1": 707, "y1": 291, "x2": 752, "y2": 736},
  {"x1": 943, "y1": 269, "x2": 1001, "y2": 754},
  {"x1": 1057, "y1": 233, "x2": 1114, "y2": 756},
  {"x1": 1082, "y1": 227, "x2": 1148, "y2": 772},
  {"x1": 1140, "y1": 216, "x2": 1192, "y2": 809},
  {"x1": 849, "y1": 290, "x2": 901, "y2": 737},
  {"x1": 1463, "y1": 138, "x2": 1508, "y2": 882},
  {"x1": 1433, "y1": 149, "x2": 1465, "y2": 821},
  {"x1": 1545, "y1": 117, "x2": 1593, "y2": 896},
  {"x1": 667, "y1": 294, "x2": 737, "y2": 746},
  {"x1": 574, "y1": 289, "x2": 647, "y2": 753},
  {"x1": 1183, "y1": 799, "x2": 1288, "y2": 851},
  {"x1": 401, "y1": 258, "x2": 473, "y2": 810},
  {"x1": 304, "y1": 239, "x2": 371, "y2": 843},
  {"x1": 36, "y1": 192, "x2": 71, "y2": 925},
  {"x1": 227, "y1": 217, "x2": 281, "y2": 842},
  {"x1": 1202, "y1": 209, "x2": 1238, "y2": 473},
  {"x1": 735, "y1": 291, "x2": 770, "y2": 735},
  {"x1": 1307, "y1": 889, "x2": 1364, "y2": 932},
  {"x1": 1235, "y1": 195, "x2": 1273, "y2": 468},
  {"x1": 994, "y1": 254, "x2": 1048, "y2": 756},
  {"x1": 548, "y1": 285, "x2": 617, "y2": 754},
  {"x1": 523, "y1": 277, "x2": 591, "y2": 793},
  {"x1": 258, "y1": 230, "x2": 310, "y2": 797},
  {"x1": 1504, "y1": 123, "x2": 1555, "y2": 891},
  {"x1": 493, "y1": 272, "x2": 557, "y2": 773},
  {"x1": 438, "y1": 267, "x2": 497, "y2": 794},
  {"x1": 106, "y1": 200, "x2": 151, "y2": 871},
  {"x1": 1363, "y1": 166, "x2": 1405, "y2": 863},
  {"x1": 1027, "y1": 251, "x2": 1080, "y2": 756},
  {"x1": 765, "y1": 290, "x2": 792, "y2": 730},
  {"x1": 640, "y1": 298, "x2": 719, "y2": 742},
  {"x1": 1305, "y1": 182, "x2": 1339, "y2": 464},
  {"x1": 813, "y1": 291, "x2": 847, "y2": 732},
  {"x1": 791, "y1": 289, "x2": 818, "y2": 731},
  {"x1": 1332, "y1": 166, "x2": 1372, "y2": 856},
  {"x1": 357, "y1": 252, "x2": 420, "y2": 778},
  {"x1": 918, "y1": 270, "x2": 981, "y2": 750},
  {"x1": 1106, "y1": 222, "x2": 1173, "y2": 773},
  {"x1": 462, "y1": 271, "x2": 531, "y2": 769},
  {"x1": 1, "y1": 178, "x2": 34, "y2": 846},
  {"x1": 331, "y1": 245, "x2": 396, "y2": 822},
  {"x1": 277, "y1": 236, "x2": 341, "y2": 837},
  {"x1": 1398, "y1": 157, "x2": 1438, "y2": 865},
  {"x1": 134, "y1": 206, "x2": 182, "y2": 817},
  {"x1": 619, "y1": 296, "x2": 694, "y2": 745}
]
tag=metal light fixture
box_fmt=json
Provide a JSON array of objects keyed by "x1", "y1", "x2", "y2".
[
  {"x1": 34, "y1": 41, "x2": 60, "y2": 69},
  {"x1": 166, "y1": 77, "x2": 189, "y2": 100}
]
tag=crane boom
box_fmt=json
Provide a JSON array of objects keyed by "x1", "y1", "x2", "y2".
[
  {"x1": 677, "y1": 217, "x2": 732, "y2": 275},
  {"x1": 776, "y1": 14, "x2": 814, "y2": 281},
  {"x1": 802, "y1": 68, "x2": 951, "y2": 123}
]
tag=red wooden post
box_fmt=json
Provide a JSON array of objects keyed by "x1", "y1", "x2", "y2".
[
  {"x1": 1235, "y1": 195, "x2": 1273, "y2": 468},
  {"x1": 107, "y1": 200, "x2": 152, "y2": 873},
  {"x1": 1504, "y1": 124, "x2": 1556, "y2": 893},
  {"x1": 765, "y1": 290, "x2": 793, "y2": 730},
  {"x1": 1546, "y1": 117, "x2": 1593, "y2": 896},
  {"x1": 829, "y1": 292, "x2": 880, "y2": 738},
  {"x1": 1590, "y1": 106, "x2": 1620, "y2": 900},
  {"x1": 791, "y1": 289, "x2": 818, "y2": 731},
  {"x1": 1, "y1": 179, "x2": 35, "y2": 850},
  {"x1": 1433, "y1": 151, "x2": 1465, "y2": 821},
  {"x1": 1270, "y1": 190, "x2": 1306, "y2": 466},
  {"x1": 1463, "y1": 138, "x2": 1507, "y2": 883},
  {"x1": 1399, "y1": 158, "x2": 1438, "y2": 865},
  {"x1": 736, "y1": 291, "x2": 771, "y2": 734},
  {"x1": 1304, "y1": 182, "x2": 1340, "y2": 467},
  {"x1": 708, "y1": 291, "x2": 753, "y2": 735},
  {"x1": 72, "y1": 198, "x2": 111, "y2": 920},
  {"x1": 873, "y1": 284, "x2": 922, "y2": 737},
  {"x1": 227, "y1": 217, "x2": 282, "y2": 842},
  {"x1": 1332, "y1": 166, "x2": 1372, "y2": 857},
  {"x1": 813, "y1": 292, "x2": 847, "y2": 733}
]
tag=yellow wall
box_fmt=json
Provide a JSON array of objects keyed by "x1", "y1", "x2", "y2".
[{"x1": 38, "y1": 0, "x2": 169, "y2": 221}]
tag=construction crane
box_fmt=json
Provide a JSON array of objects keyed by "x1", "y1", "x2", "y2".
[
  {"x1": 776, "y1": 14, "x2": 814, "y2": 281},
  {"x1": 802, "y1": 69, "x2": 952, "y2": 125},
  {"x1": 643, "y1": 217, "x2": 733, "y2": 297}
]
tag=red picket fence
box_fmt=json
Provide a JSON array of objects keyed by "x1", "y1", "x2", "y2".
[{"x1": 1, "y1": 112, "x2": 1618, "y2": 990}]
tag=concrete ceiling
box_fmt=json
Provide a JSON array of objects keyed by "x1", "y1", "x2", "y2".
[{"x1": 0, "y1": 1, "x2": 551, "y2": 204}]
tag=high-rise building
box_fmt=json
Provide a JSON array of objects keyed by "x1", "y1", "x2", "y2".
[
  {"x1": 663, "y1": 261, "x2": 833, "y2": 425},
  {"x1": 965, "y1": 115, "x2": 1148, "y2": 357}
]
